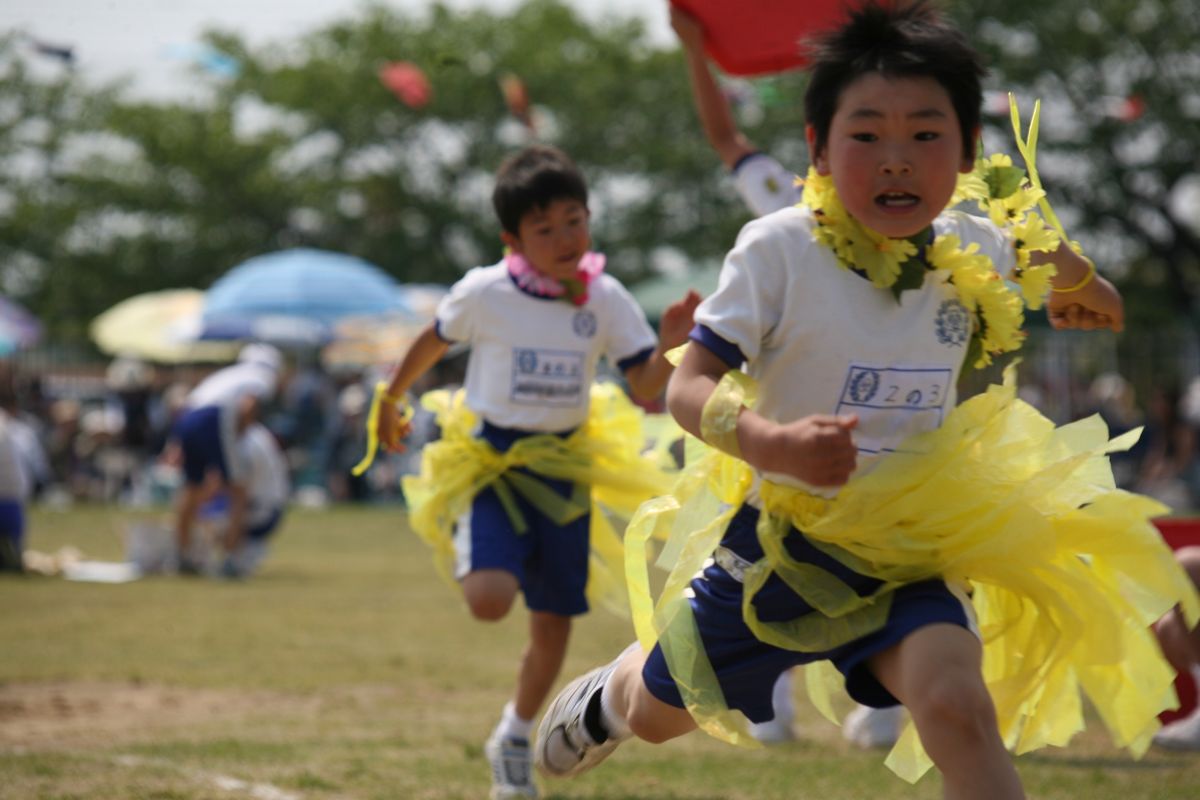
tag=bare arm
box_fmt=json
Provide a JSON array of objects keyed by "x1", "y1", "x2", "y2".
[
  {"x1": 377, "y1": 322, "x2": 450, "y2": 451},
  {"x1": 666, "y1": 343, "x2": 859, "y2": 487},
  {"x1": 624, "y1": 290, "x2": 701, "y2": 401},
  {"x1": 671, "y1": 6, "x2": 756, "y2": 170}
]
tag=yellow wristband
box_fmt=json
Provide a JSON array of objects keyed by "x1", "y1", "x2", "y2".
[
  {"x1": 1051, "y1": 257, "x2": 1096, "y2": 294},
  {"x1": 700, "y1": 371, "x2": 759, "y2": 458}
]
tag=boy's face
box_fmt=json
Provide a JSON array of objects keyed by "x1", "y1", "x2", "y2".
[
  {"x1": 807, "y1": 73, "x2": 976, "y2": 239},
  {"x1": 501, "y1": 198, "x2": 591, "y2": 281}
]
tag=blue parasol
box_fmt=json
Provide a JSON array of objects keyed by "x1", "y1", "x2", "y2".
[
  {"x1": 0, "y1": 295, "x2": 42, "y2": 356},
  {"x1": 201, "y1": 248, "x2": 411, "y2": 345}
]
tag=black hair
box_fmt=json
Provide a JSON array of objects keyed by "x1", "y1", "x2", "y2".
[
  {"x1": 492, "y1": 144, "x2": 589, "y2": 235},
  {"x1": 803, "y1": 0, "x2": 986, "y2": 162}
]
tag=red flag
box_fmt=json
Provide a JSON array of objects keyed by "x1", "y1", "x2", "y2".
[
  {"x1": 379, "y1": 61, "x2": 432, "y2": 109},
  {"x1": 670, "y1": 0, "x2": 851, "y2": 76}
]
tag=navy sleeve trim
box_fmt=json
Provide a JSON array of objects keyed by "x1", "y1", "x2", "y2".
[
  {"x1": 433, "y1": 319, "x2": 457, "y2": 344},
  {"x1": 689, "y1": 324, "x2": 745, "y2": 369},
  {"x1": 730, "y1": 150, "x2": 765, "y2": 174},
  {"x1": 617, "y1": 345, "x2": 655, "y2": 373}
]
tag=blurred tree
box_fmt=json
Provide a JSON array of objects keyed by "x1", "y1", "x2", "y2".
[
  {"x1": 3, "y1": 0, "x2": 1197, "y2": 344},
  {"x1": 948, "y1": 0, "x2": 1200, "y2": 327},
  {"x1": 1, "y1": 1, "x2": 775, "y2": 341}
]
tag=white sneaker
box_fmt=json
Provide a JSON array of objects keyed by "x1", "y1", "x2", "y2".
[
  {"x1": 535, "y1": 653, "x2": 629, "y2": 778},
  {"x1": 749, "y1": 716, "x2": 795, "y2": 743},
  {"x1": 485, "y1": 730, "x2": 538, "y2": 799},
  {"x1": 843, "y1": 704, "x2": 904, "y2": 749},
  {"x1": 1153, "y1": 710, "x2": 1200, "y2": 751}
]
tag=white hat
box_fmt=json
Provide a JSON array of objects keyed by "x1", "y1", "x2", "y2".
[{"x1": 238, "y1": 343, "x2": 283, "y2": 372}]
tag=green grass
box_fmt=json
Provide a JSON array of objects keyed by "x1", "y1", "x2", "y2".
[{"x1": 2, "y1": 506, "x2": 1197, "y2": 799}]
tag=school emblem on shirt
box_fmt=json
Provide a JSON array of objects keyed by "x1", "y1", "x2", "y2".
[
  {"x1": 934, "y1": 299, "x2": 970, "y2": 347},
  {"x1": 847, "y1": 367, "x2": 881, "y2": 404},
  {"x1": 572, "y1": 309, "x2": 597, "y2": 339}
]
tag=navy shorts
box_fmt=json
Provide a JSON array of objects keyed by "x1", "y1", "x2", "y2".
[
  {"x1": 248, "y1": 508, "x2": 284, "y2": 540},
  {"x1": 642, "y1": 503, "x2": 974, "y2": 721},
  {"x1": 453, "y1": 422, "x2": 591, "y2": 617},
  {"x1": 173, "y1": 406, "x2": 232, "y2": 485}
]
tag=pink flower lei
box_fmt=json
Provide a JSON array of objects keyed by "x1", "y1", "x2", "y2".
[{"x1": 505, "y1": 251, "x2": 605, "y2": 306}]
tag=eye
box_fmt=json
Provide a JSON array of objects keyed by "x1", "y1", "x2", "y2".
[
  {"x1": 851, "y1": 132, "x2": 877, "y2": 143},
  {"x1": 915, "y1": 131, "x2": 940, "y2": 141}
]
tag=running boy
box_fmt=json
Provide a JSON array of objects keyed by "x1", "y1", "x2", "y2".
[
  {"x1": 671, "y1": 3, "x2": 904, "y2": 748},
  {"x1": 372, "y1": 144, "x2": 698, "y2": 799},
  {"x1": 536, "y1": 3, "x2": 1196, "y2": 798}
]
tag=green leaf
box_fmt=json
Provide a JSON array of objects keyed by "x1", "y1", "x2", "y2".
[{"x1": 984, "y1": 165, "x2": 1026, "y2": 199}]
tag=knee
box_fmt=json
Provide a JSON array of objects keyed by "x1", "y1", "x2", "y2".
[
  {"x1": 463, "y1": 590, "x2": 514, "y2": 621},
  {"x1": 461, "y1": 570, "x2": 518, "y2": 621}
]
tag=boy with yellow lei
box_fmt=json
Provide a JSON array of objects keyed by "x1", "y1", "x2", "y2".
[{"x1": 535, "y1": 3, "x2": 1199, "y2": 797}]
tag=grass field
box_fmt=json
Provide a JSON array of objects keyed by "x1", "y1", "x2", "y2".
[{"x1": 2, "y1": 506, "x2": 1197, "y2": 799}]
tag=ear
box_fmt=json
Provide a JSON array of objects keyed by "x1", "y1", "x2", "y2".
[
  {"x1": 960, "y1": 126, "x2": 982, "y2": 173},
  {"x1": 500, "y1": 229, "x2": 523, "y2": 254},
  {"x1": 805, "y1": 124, "x2": 830, "y2": 175}
]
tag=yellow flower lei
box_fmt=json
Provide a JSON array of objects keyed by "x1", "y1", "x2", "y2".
[{"x1": 800, "y1": 95, "x2": 1072, "y2": 369}]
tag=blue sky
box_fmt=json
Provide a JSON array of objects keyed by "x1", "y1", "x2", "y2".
[{"x1": 9, "y1": 0, "x2": 673, "y2": 98}]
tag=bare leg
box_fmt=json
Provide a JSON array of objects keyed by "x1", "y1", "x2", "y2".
[
  {"x1": 1154, "y1": 547, "x2": 1200, "y2": 674},
  {"x1": 869, "y1": 624, "x2": 1024, "y2": 800},
  {"x1": 610, "y1": 645, "x2": 697, "y2": 744},
  {"x1": 514, "y1": 611, "x2": 572, "y2": 720},
  {"x1": 174, "y1": 483, "x2": 202, "y2": 555}
]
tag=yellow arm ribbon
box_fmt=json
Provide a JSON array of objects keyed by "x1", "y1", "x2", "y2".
[
  {"x1": 699, "y1": 370, "x2": 758, "y2": 458},
  {"x1": 351, "y1": 381, "x2": 414, "y2": 476}
]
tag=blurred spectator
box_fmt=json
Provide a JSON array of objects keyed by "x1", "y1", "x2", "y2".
[
  {"x1": 0, "y1": 408, "x2": 27, "y2": 571},
  {"x1": 273, "y1": 355, "x2": 334, "y2": 493},
  {"x1": 172, "y1": 343, "x2": 283, "y2": 573},
  {"x1": 1086, "y1": 372, "x2": 1144, "y2": 488},
  {"x1": 326, "y1": 382, "x2": 371, "y2": 502},
  {"x1": 1136, "y1": 385, "x2": 1196, "y2": 511},
  {"x1": 105, "y1": 356, "x2": 155, "y2": 454},
  {"x1": 0, "y1": 384, "x2": 51, "y2": 498},
  {"x1": 45, "y1": 399, "x2": 82, "y2": 500},
  {"x1": 213, "y1": 422, "x2": 289, "y2": 579}
]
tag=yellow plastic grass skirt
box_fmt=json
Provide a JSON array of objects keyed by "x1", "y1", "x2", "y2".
[
  {"x1": 626, "y1": 373, "x2": 1200, "y2": 780},
  {"x1": 402, "y1": 382, "x2": 677, "y2": 616}
]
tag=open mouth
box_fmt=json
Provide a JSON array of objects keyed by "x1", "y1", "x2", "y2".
[{"x1": 875, "y1": 191, "x2": 919, "y2": 208}]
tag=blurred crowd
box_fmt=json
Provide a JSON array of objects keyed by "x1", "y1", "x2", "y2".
[
  {"x1": 0, "y1": 351, "x2": 465, "y2": 512},
  {"x1": 0, "y1": 356, "x2": 1198, "y2": 514}
]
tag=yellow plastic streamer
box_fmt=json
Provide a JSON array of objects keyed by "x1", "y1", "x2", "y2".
[
  {"x1": 1009, "y1": 94, "x2": 1076, "y2": 252},
  {"x1": 699, "y1": 370, "x2": 758, "y2": 457},
  {"x1": 401, "y1": 382, "x2": 677, "y2": 616},
  {"x1": 351, "y1": 381, "x2": 413, "y2": 476},
  {"x1": 627, "y1": 367, "x2": 1200, "y2": 781}
]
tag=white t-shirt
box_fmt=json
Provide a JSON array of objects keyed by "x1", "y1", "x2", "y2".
[
  {"x1": 436, "y1": 262, "x2": 657, "y2": 431},
  {"x1": 0, "y1": 413, "x2": 25, "y2": 500},
  {"x1": 238, "y1": 423, "x2": 289, "y2": 527},
  {"x1": 695, "y1": 206, "x2": 1015, "y2": 495},
  {"x1": 186, "y1": 362, "x2": 277, "y2": 411},
  {"x1": 733, "y1": 153, "x2": 802, "y2": 218}
]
